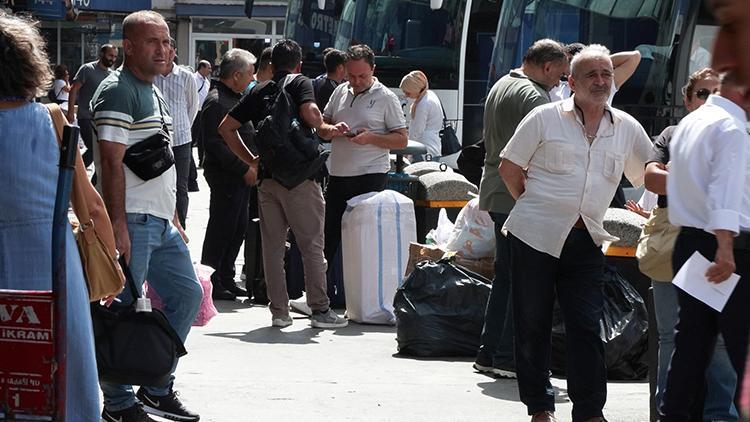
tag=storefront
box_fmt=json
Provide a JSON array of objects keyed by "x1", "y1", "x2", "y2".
[
  {"x1": 25, "y1": 0, "x2": 152, "y2": 73},
  {"x1": 175, "y1": 2, "x2": 286, "y2": 72}
]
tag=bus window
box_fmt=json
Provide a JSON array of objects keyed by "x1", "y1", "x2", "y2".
[
  {"x1": 334, "y1": 0, "x2": 467, "y2": 90},
  {"x1": 688, "y1": 25, "x2": 718, "y2": 75},
  {"x1": 489, "y1": 0, "x2": 686, "y2": 135}
]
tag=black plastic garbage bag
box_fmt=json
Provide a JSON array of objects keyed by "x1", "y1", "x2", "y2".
[
  {"x1": 394, "y1": 260, "x2": 491, "y2": 357},
  {"x1": 550, "y1": 265, "x2": 649, "y2": 380}
]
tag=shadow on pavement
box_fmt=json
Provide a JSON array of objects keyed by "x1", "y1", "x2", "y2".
[
  {"x1": 478, "y1": 380, "x2": 570, "y2": 404},
  {"x1": 333, "y1": 321, "x2": 397, "y2": 337},
  {"x1": 213, "y1": 299, "x2": 257, "y2": 314},
  {"x1": 206, "y1": 326, "x2": 321, "y2": 345},
  {"x1": 390, "y1": 353, "x2": 474, "y2": 363}
]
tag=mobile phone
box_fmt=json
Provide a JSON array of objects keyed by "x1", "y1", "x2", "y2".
[{"x1": 344, "y1": 130, "x2": 359, "y2": 137}]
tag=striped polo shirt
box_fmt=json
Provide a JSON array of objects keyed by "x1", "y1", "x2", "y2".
[{"x1": 91, "y1": 67, "x2": 177, "y2": 221}]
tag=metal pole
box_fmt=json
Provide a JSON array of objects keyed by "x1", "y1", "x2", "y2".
[{"x1": 52, "y1": 124, "x2": 79, "y2": 422}]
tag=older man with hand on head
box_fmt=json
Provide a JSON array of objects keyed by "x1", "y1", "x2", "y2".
[{"x1": 499, "y1": 44, "x2": 652, "y2": 422}]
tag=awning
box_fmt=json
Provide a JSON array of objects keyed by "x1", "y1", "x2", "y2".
[{"x1": 175, "y1": 3, "x2": 286, "y2": 18}]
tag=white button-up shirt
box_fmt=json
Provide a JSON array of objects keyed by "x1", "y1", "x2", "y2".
[
  {"x1": 667, "y1": 95, "x2": 750, "y2": 234},
  {"x1": 501, "y1": 97, "x2": 653, "y2": 258},
  {"x1": 154, "y1": 64, "x2": 199, "y2": 147},
  {"x1": 194, "y1": 71, "x2": 210, "y2": 107}
]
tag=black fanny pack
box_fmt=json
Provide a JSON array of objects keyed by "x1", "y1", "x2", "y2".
[{"x1": 122, "y1": 92, "x2": 175, "y2": 181}]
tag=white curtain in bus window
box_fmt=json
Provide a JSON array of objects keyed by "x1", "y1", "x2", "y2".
[{"x1": 689, "y1": 25, "x2": 718, "y2": 75}]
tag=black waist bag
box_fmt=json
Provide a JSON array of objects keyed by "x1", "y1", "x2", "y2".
[
  {"x1": 122, "y1": 129, "x2": 175, "y2": 181},
  {"x1": 91, "y1": 257, "x2": 187, "y2": 387}
]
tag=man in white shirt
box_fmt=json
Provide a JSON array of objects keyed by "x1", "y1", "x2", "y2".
[
  {"x1": 659, "y1": 72, "x2": 750, "y2": 421},
  {"x1": 190, "y1": 60, "x2": 212, "y2": 188},
  {"x1": 154, "y1": 41, "x2": 199, "y2": 228},
  {"x1": 194, "y1": 60, "x2": 212, "y2": 106},
  {"x1": 499, "y1": 45, "x2": 653, "y2": 422}
]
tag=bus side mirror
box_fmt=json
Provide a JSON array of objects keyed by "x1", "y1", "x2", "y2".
[
  {"x1": 318, "y1": 0, "x2": 326, "y2": 10},
  {"x1": 430, "y1": 0, "x2": 443, "y2": 10}
]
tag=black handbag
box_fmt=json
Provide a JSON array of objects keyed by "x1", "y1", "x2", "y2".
[
  {"x1": 90, "y1": 257, "x2": 187, "y2": 387},
  {"x1": 439, "y1": 102, "x2": 461, "y2": 156},
  {"x1": 122, "y1": 92, "x2": 175, "y2": 181}
]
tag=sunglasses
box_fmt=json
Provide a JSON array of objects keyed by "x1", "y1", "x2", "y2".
[{"x1": 694, "y1": 88, "x2": 717, "y2": 100}]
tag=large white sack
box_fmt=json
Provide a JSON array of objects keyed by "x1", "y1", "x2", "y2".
[{"x1": 342, "y1": 190, "x2": 417, "y2": 325}]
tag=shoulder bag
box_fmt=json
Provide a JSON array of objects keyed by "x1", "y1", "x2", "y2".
[
  {"x1": 122, "y1": 91, "x2": 175, "y2": 181},
  {"x1": 47, "y1": 103, "x2": 126, "y2": 301},
  {"x1": 438, "y1": 102, "x2": 461, "y2": 156},
  {"x1": 635, "y1": 206, "x2": 681, "y2": 281},
  {"x1": 91, "y1": 257, "x2": 187, "y2": 386}
]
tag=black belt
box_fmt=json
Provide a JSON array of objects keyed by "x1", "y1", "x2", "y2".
[{"x1": 682, "y1": 227, "x2": 750, "y2": 251}]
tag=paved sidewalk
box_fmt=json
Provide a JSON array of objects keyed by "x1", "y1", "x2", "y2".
[{"x1": 170, "y1": 161, "x2": 650, "y2": 422}]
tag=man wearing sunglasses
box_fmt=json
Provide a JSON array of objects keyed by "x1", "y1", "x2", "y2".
[{"x1": 658, "y1": 69, "x2": 750, "y2": 420}]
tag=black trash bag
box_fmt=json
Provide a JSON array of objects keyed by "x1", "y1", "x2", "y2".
[
  {"x1": 550, "y1": 265, "x2": 649, "y2": 380},
  {"x1": 394, "y1": 260, "x2": 491, "y2": 357}
]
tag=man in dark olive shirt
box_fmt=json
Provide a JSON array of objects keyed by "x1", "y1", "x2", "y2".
[
  {"x1": 200, "y1": 48, "x2": 257, "y2": 301},
  {"x1": 312, "y1": 48, "x2": 347, "y2": 111},
  {"x1": 218, "y1": 40, "x2": 350, "y2": 329}
]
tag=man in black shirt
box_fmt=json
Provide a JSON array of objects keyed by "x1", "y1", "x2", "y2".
[
  {"x1": 218, "y1": 40, "x2": 350, "y2": 329},
  {"x1": 312, "y1": 48, "x2": 347, "y2": 110},
  {"x1": 200, "y1": 48, "x2": 258, "y2": 301}
]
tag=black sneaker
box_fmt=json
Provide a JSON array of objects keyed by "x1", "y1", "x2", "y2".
[
  {"x1": 473, "y1": 353, "x2": 495, "y2": 374},
  {"x1": 102, "y1": 403, "x2": 158, "y2": 422},
  {"x1": 136, "y1": 387, "x2": 200, "y2": 421},
  {"x1": 491, "y1": 359, "x2": 517, "y2": 379}
]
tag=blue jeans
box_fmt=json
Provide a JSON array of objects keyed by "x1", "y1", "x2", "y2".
[
  {"x1": 653, "y1": 281, "x2": 738, "y2": 421},
  {"x1": 101, "y1": 213, "x2": 202, "y2": 411},
  {"x1": 476, "y1": 212, "x2": 513, "y2": 365}
]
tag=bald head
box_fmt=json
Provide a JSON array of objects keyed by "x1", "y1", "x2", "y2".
[{"x1": 123, "y1": 10, "x2": 167, "y2": 42}]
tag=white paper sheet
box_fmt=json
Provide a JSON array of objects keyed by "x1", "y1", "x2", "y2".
[{"x1": 672, "y1": 251, "x2": 741, "y2": 312}]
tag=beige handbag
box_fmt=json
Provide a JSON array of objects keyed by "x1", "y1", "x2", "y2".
[
  {"x1": 636, "y1": 206, "x2": 681, "y2": 281},
  {"x1": 47, "y1": 103, "x2": 125, "y2": 301}
]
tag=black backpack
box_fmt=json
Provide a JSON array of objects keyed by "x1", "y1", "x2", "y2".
[{"x1": 254, "y1": 74, "x2": 329, "y2": 189}]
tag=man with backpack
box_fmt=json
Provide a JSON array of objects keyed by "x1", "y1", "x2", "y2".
[{"x1": 218, "y1": 39, "x2": 348, "y2": 329}]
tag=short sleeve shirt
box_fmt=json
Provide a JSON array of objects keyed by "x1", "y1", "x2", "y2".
[
  {"x1": 478, "y1": 70, "x2": 550, "y2": 214},
  {"x1": 501, "y1": 97, "x2": 653, "y2": 258},
  {"x1": 72, "y1": 61, "x2": 112, "y2": 119},
  {"x1": 229, "y1": 72, "x2": 316, "y2": 128},
  {"x1": 647, "y1": 125, "x2": 676, "y2": 208},
  {"x1": 91, "y1": 68, "x2": 176, "y2": 221},
  {"x1": 323, "y1": 78, "x2": 407, "y2": 177}
]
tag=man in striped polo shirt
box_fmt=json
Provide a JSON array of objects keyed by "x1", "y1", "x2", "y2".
[
  {"x1": 91, "y1": 10, "x2": 203, "y2": 422},
  {"x1": 154, "y1": 40, "x2": 199, "y2": 228}
]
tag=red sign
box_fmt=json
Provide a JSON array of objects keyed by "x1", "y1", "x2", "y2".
[{"x1": 0, "y1": 290, "x2": 55, "y2": 420}]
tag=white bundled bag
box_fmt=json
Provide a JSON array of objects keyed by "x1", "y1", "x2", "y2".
[
  {"x1": 342, "y1": 190, "x2": 417, "y2": 324},
  {"x1": 445, "y1": 197, "x2": 495, "y2": 259}
]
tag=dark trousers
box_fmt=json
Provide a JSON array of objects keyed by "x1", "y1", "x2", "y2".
[
  {"x1": 660, "y1": 227, "x2": 750, "y2": 421},
  {"x1": 323, "y1": 173, "x2": 387, "y2": 305},
  {"x1": 192, "y1": 111, "x2": 205, "y2": 166},
  {"x1": 79, "y1": 118, "x2": 95, "y2": 168},
  {"x1": 201, "y1": 173, "x2": 250, "y2": 286},
  {"x1": 323, "y1": 173, "x2": 388, "y2": 263},
  {"x1": 476, "y1": 212, "x2": 514, "y2": 365},
  {"x1": 509, "y1": 230, "x2": 607, "y2": 421},
  {"x1": 173, "y1": 143, "x2": 192, "y2": 228}
]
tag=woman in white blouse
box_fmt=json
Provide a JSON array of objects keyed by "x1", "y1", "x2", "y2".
[
  {"x1": 399, "y1": 70, "x2": 443, "y2": 159},
  {"x1": 51, "y1": 64, "x2": 71, "y2": 112}
]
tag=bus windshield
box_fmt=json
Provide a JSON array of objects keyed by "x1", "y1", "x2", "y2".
[
  {"x1": 285, "y1": 0, "x2": 345, "y2": 75},
  {"x1": 490, "y1": 0, "x2": 684, "y2": 135},
  {"x1": 334, "y1": 0, "x2": 467, "y2": 89}
]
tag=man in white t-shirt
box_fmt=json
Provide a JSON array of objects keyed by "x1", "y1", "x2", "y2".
[{"x1": 318, "y1": 44, "x2": 407, "y2": 305}]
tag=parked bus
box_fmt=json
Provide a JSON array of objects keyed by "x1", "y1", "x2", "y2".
[
  {"x1": 332, "y1": 0, "x2": 716, "y2": 149},
  {"x1": 484, "y1": 0, "x2": 718, "y2": 143},
  {"x1": 333, "y1": 0, "x2": 503, "y2": 149},
  {"x1": 284, "y1": 0, "x2": 346, "y2": 76}
]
